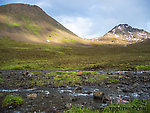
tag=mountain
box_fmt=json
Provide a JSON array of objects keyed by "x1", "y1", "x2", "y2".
[
  {"x1": 97, "y1": 24, "x2": 150, "y2": 45},
  {"x1": 0, "y1": 3, "x2": 84, "y2": 44},
  {"x1": 0, "y1": 4, "x2": 149, "y2": 46}
]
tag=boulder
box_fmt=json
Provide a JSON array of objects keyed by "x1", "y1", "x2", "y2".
[
  {"x1": 76, "y1": 72, "x2": 83, "y2": 76},
  {"x1": 71, "y1": 97, "x2": 78, "y2": 102},
  {"x1": 122, "y1": 88, "x2": 134, "y2": 93},
  {"x1": 23, "y1": 71, "x2": 29, "y2": 76},
  {"x1": 93, "y1": 91, "x2": 104, "y2": 100},
  {"x1": 27, "y1": 93, "x2": 37, "y2": 99},
  {"x1": 65, "y1": 103, "x2": 72, "y2": 109},
  {"x1": 74, "y1": 86, "x2": 82, "y2": 91},
  {"x1": 102, "y1": 95, "x2": 111, "y2": 104}
]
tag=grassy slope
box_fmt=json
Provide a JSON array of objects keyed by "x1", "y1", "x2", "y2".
[
  {"x1": 0, "y1": 4, "x2": 84, "y2": 45},
  {"x1": 0, "y1": 37, "x2": 150, "y2": 70}
]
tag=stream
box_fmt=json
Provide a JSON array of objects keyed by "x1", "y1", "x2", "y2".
[{"x1": 0, "y1": 70, "x2": 149, "y2": 113}]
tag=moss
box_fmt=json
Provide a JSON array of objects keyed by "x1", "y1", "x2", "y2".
[
  {"x1": 12, "y1": 22, "x2": 20, "y2": 27},
  {"x1": 136, "y1": 65, "x2": 150, "y2": 71},
  {"x1": 55, "y1": 71, "x2": 63, "y2": 75},
  {"x1": 45, "y1": 71, "x2": 109, "y2": 87},
  {"x1": 0, "y1": 22, "x2": 20, "y2": 29},
  {"x1": 35, "y1": 80, "x2": 45, "y2": 86},
  {"x1": 52, "y1": 73, "x2": 82, "y2": 86},
  {"x1": 0, "y1": 78, "x2": 4, "y2": 83},
  {"x1": 62, "y1": 38, "x2": 77, "y2": 43},
  {"x1": 2, "y1": 95, "x2": 24, "y2": 107},
  {"x1": 0, "y1": 93, "x2": 4, "y2": 98},
  {"x1": 65, "y1": 106, "x2": 99, "y2": 113},
  {"x1": 2, "y1": 64, "x2": 33, "y2": 70},
  {"x1": 20, "y1": 16, "x2": 31, "y2": 23},
  {"x1": 25, "y1": 24, "x2": 41, "y2": 35},
  {"x1": 103, "y1": 99, "x2": 149, "y2": 113},
  {"x1": 107, "y1": 78, "x2": 119, "y2": 83}
]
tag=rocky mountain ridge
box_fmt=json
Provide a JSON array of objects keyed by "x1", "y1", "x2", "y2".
[{"x1": 103, "y1": 24, "x2": 150, "y2": 42}]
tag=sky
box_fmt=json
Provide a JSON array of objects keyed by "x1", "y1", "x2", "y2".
[{"x1": 0, "y1": 0, "x2": 150, "y2": 39}]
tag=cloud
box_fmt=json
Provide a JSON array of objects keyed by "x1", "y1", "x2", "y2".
[
  {"x1": 56, "y1": 16, "x2": 94, "y2": 38},
  {"x1": 56, "y1": 16, "x2": 120, "y2": 38}
]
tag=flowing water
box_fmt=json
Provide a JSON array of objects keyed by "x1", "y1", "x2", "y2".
[{"x1": 0, "y1": 70, "x2": 149, "y2": 113}]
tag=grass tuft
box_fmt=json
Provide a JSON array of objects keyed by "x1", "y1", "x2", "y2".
[
  {"x1": 103, "y1": 99, "x2": 150, "y2": 113},
  {"x1": 136, "y1": 65, "x2": 150, "y2": 71},
  {"x1": 2, "y1": 95, "x2": 24, "y2": 107},
  {"x1": 64, "y1": 106, "x2": 99, "y2": 113}
]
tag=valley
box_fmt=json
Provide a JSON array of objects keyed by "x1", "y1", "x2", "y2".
[{"x1": 0, "y1": 3, "x2": 150, "y2": 113}]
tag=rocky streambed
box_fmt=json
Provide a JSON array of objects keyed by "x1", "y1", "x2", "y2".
[{"x1": 0, "y1": 70, "x2": 149, "y2": 113}]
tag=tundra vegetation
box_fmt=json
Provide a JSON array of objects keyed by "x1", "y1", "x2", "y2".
[
  {"x1": 0, "y1": 37, "x2": 150, "y2": 71},
  {"x1": 64, "y1": 99, "x2": 150, "y2": 113},
  {"x1": 0, "y1": 70, "x2": 120, "y2": 88}
]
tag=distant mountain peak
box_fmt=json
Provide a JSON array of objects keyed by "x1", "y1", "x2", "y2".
[{"x1": 104, "y1": 24, "x2": 150, "y2": 42}]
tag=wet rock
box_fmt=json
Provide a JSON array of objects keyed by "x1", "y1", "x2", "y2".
[
  {"x1": 93, "y1": 91, "x2": 104, "y2": 100},
  {"x1": 82, "y1": 76, "x2": 88, "y2": 79},
  {"x1": 6, "y1": 75, "x2": 10, "y2": 79},
  {"x1": 132, "y1": 83, "x2": 139, "y2": 87},
  {"x1": 74, "y1": 86, "x2": 82, "y2": 91},
  {"x1": 27, "y1": 93, "x2": 37, "y2": 99},
  {"x1": 125, "y1": 74, "x2": 130, "y2": 77},
  {"x1": 85, "y1": 91, "x2": 92, "y2": 95},
  {"x1": 122, "y1": 96, "x2": 131, "y2": 102},
  {"x1": 105, "y1": 81, "x2": 111, "y2": 85},
  {"x1": 100, "y1": 104, "x2": 108, "y2": 109},
  {"x1": 121, "y1": 81, "x2": 129, "y2": 85},
  {"x1": 27, "y1": 73, "x2": 34, "y2": 77},
  {"x1": 0, "y1": 93, "x2": 4, "y2": 98},
  {"x1": 65, "y1": 103, "x2": 72, "y2": 109},
  {"x1": 136, "y1": 88, "x2": 142, "y2": 92},
  {"x1": 23, "y1": 71, "x2": 29, "y2": 76},
  {"x1": 106, "y1": 85, "x2": 110, "y2": 88},
  {"x1": 118, "y1": 84, "x2": 125, "y2": 87},
  {"x1": 71, "y1": 97, "x2": 78, "y2": 102},
  {"x1": 117, "y1": 88, "x2": 122, "y2": 92},
  {"x1": 122, "y1": 88, "x2": 133, "y2": 93},
  {"x1": 102, "y1": 95, "x2": 111, "y2": 104},
  {"x1": 117, "y1": 72, "x2": 123, "y2": 75},
  {"x1": 116, "y1": 86, "x2": 122, "y2": 91},
  {"x1": 107, "y1": 72, "x2": 113, "y2": 75},
  {"x1": 82, "y1": 102, "x2": 87, "y2": 105},
  {"x1": 142, "y1": 88, "x2": 148, "y2": 92},
  {"x1": 51, "y1": 94, "x2": 56, "y2": 97}
]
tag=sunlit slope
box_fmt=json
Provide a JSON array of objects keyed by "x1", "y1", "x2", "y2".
[{"x1": 0, "y1": 3, "x2": 85, "y2": 44}]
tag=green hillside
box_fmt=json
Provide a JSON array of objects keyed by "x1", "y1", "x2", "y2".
[
  {"x1": 0, "y1": 4, "x2": 85, "y2": 44},
  {"x1": 0, "y1": 37, "x2": 150, "y2": 70}
]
